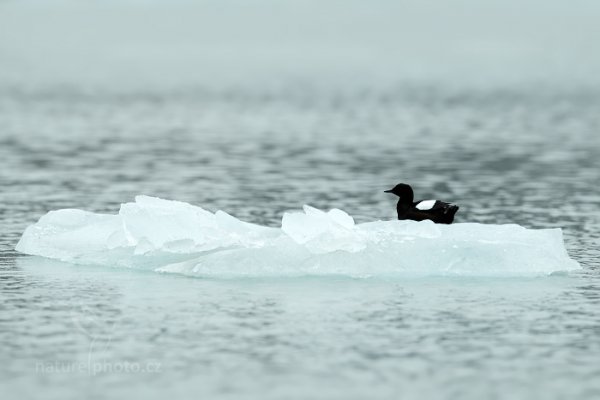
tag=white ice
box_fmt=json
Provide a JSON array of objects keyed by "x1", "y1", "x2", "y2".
[{"x1": 16, "y1": 195, "x2": 581, "y2": 277}]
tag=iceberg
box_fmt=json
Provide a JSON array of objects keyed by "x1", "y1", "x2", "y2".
[{"x1": 16, "y1": 196, "x2": 580, "y2": 277}]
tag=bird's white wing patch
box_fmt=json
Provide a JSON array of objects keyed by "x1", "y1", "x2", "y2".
[{"x1": 416, "y1": 200, "x2": 436, "y2": 211}]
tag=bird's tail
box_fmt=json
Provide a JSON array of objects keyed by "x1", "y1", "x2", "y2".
[{"x1": 446, "y1": 205, "x2": 459, "y2": 216}]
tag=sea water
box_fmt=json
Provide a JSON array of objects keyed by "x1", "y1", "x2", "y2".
[{"x1": 1, "y1": 1, "x2": 600, "y2": 400}]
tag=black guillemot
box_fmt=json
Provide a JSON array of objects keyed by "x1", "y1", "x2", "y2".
[{"x1": 384, "y1": 183, "x2": 459, "y2": 224}]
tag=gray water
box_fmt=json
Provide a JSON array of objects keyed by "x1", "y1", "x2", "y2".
[{"x1": 2, "y1": 1, "x2": 600, "y2": 400}]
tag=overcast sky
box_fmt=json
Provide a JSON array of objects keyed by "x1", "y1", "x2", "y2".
[{"x1": 1, "y1": 0, "x2": 599, "y2": 90}]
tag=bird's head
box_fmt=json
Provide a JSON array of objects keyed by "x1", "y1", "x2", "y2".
[{"x1": 384, "y1": 183, "x2": 414, "y2": 201}]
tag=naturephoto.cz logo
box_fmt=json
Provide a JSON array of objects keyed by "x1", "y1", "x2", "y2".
[
  {"x1": 34, "y1": 283, "x2": 162, "y2": 376},
  {"x1": 35, "y1": 360, "x2": 162, "y2": 376}
]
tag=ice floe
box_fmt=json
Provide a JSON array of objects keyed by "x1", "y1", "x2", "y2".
[{"x1": 16, "y1": 196, "x2": 581, "y2": 277}]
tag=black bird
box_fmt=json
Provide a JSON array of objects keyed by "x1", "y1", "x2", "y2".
[{"x1": 384, "y1": 183, "x2": 459, "y2": 224}]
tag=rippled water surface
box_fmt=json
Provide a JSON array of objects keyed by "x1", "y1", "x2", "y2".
[{"x1": 1, "y1": 85, "x2": 599, "y2": 400}]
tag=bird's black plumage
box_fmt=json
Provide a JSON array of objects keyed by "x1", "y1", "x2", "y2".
[{"x1": 384, "y1": 183, "x2": 459, "y2": 224}]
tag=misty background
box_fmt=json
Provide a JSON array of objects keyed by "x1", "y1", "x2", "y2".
[{"x1": 1, "y1": 0, "x2": 599, "y2": 92}]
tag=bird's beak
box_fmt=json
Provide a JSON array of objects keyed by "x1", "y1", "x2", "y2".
[{"x1": 384, "y1": 189, "x2": 393, "y2": 193}]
